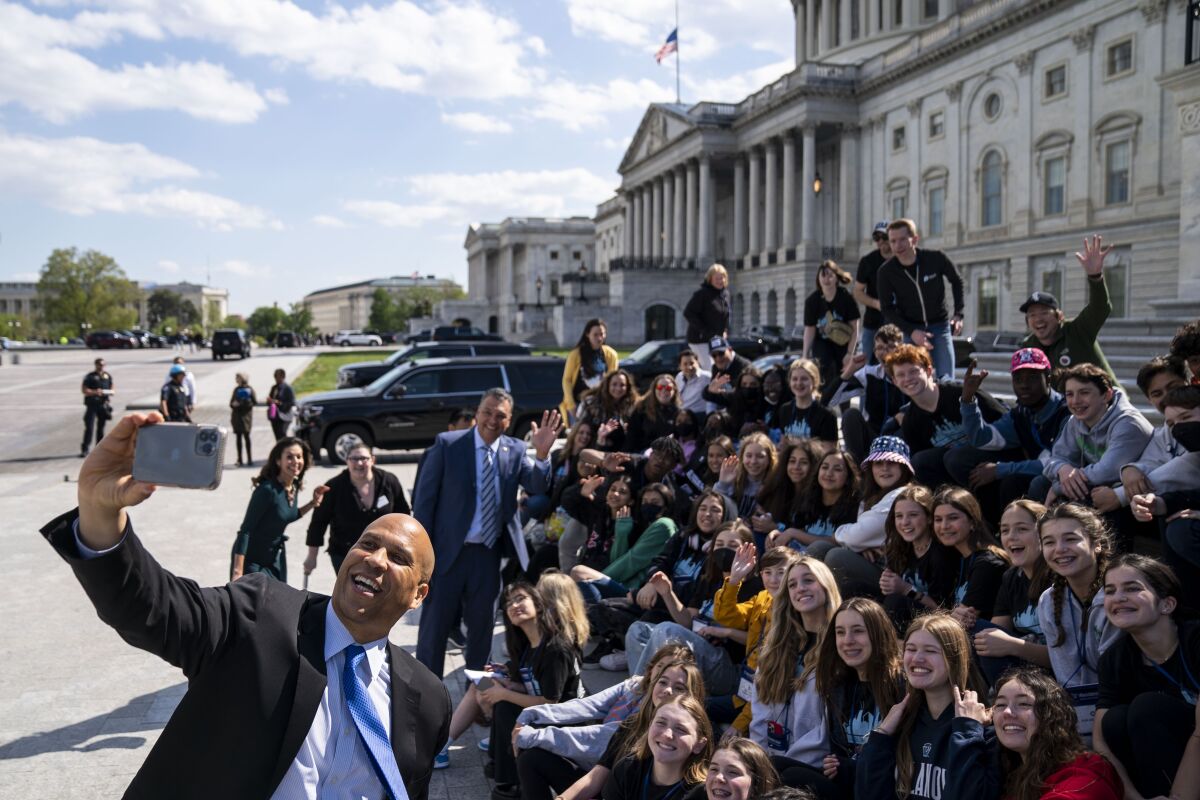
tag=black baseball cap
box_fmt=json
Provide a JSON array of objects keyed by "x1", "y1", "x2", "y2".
[{"x1": 1019, "y1": 291, "x2": 1059, "y2": 313}]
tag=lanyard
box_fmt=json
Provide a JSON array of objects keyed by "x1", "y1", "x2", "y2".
[
  {"x1": 1152, "y1": 647, "x2": 1200, "y2": 699},
  {"x1": 1064, "y1": 595, "x2": 1089, "y2": 685},
  {"x1": 642, "y1": 769, "x2": 684, "y2": 800},
  {"x1": 957, "y1": 552, "x2": 976, "y2": 589}
]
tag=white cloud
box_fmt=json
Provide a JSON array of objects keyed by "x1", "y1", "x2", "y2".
[
  {"x1": 685, "y1": 59, "x2": 793, "y2": 102},
  {"x1": 342, "y1": 200, "x2": 455, "y2": 228},
  {"x1": 531, "y1": 77, "x2": 670, "y2": 131},
  {"x1": 0, "y1": 130, "x2": 282, "y2": 231},
  {"x1": 311, "y1": 214, "x2": 349, "y2": 228},
  {"x1": 264, "y1": 87, "x2": 289, "y2": 105},
  {"x1": 600, "y1": 135, "x2": 632, "y2": 151},
  {"x1": 0, "y1": 2, "x2": 269, "y2": 123},
  {"x1": 219, "y1": 259, "x2": 272, "y2": 279},
  {"x1": 440, "y1": 111, "x2": 513, "y2": 134},
  {"x1": 157, "y1": 259, "x2": 181, "y2": 273}
]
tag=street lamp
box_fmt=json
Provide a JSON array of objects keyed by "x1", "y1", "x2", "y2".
[
  {"x1": 535, "y1": 276, "x2": 544, "y2": 309},
  {"x1": 812, "y1": 172, "x2": 823, "y2": 195},
  {"x1": 577, "y1": 264, "x2": 588, "y2": 304}
]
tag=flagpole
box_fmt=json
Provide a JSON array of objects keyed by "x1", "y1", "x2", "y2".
[{"x1": 674, "y1": 0, "x2": 681, "y2": 103}]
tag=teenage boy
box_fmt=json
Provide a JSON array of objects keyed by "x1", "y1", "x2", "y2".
[
  {"x1": 1112, "y1": 356, "x2": 1189, "y2": 507},
  {"x1": 1020, "y1": 234, "x2": 1118, "y2": 384},
  {"x1": 703, "y1": 336, "x2": 752, "y2": 398},
  {"x1": 854, "y1": 220, "x2": 892, "y2": 363},
  {"x1": 884, "y1": 343, "x2": 1008, "y2": 487},
  {"x1": 876, "y1": 218, "x2": 965, "y2": 380},
  {"x1": 1169, "y1": 319, "x2": 1200, "y2": 385},
  {"x1": 1042, "y1": 364, "x2": 1153, "y2": 506},
  {"x1": 676, "y1": 348, "x2": 713, "y2": 414},
  {"x1": 951, "y1": 348, "x2": 1070, "y2": 519},
  {"x1": 827, "y1": 323, "x2": 906, "y2": 463}
]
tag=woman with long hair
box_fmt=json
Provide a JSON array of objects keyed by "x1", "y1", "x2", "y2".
[
  {"x1": 572, "y1": 482, "x2": 679, "y2": 604},
  {"x1": 627, "y1": 374, "x2": 682, "y2": 453},
  {"x1": 1095, "y1": 555, "x2": 1200, "y2": 800},
  {"x1": 991, "y1": 666, "x2": 1122, "y2": 800},
  {"x1": 813, "y1": 598, "x2": 905, "y2": 799},
  {"x1": 803, "y1": 260, "x2": 861, "y2": 399},
  {"x1": 812, "y1": 436, "x2": 916, "y2": 598},
  {"x1": 700, "y1": 434, "x2": 736, "y2": 487},
  {"x1": 701, "y1": 734, "x2": 783, "y2": 800},
  {"x1": 754, "y1": 437, "x2": 821, "y2": 541},
  {"x1": 769, "y1": 358, "x2": 838, "y2": 445},
  {"x1": 879, "y1": 485, "x2": 960, "y2": 630},
  {"x1": 601, "y1": 695, "x2": 715, "y2": 800},
  {"x1": 715, "y1": 431, "x2": 778, "y2": 533},
  {"x1": 577, "y1": 369, "x2": 641, "y2": 449},
  {"x1": 537, "y1": 570, "x2": 591, "y2": 653},
  {"x1": 707, "y1": 367, "x2": 771, "y2": 437},
  {"x1": 932, "y1": 486, "x2": 1010, "y2": 626},
  {"x1": 575, "y1": 475, "x2": 635, "y2": 578},
  {"x1": 230, "y1": 436, "x2": 327, "y2": 582},
  {"x1": 771, "y1": 449, "x2": 862, "y2": 552},
  {"x1": 561, "y1": 318, "x2": 619, "y2": 421},
  {"x1": 750, "y1": 557, "x2": 843, "y2": 791},
  {"x1": 516, "y1": 644, "x2": 702, "y2": 800},
  {"x1": 973, "y1": 500, "x2": 1053, "y2": 683},
  {"x1": 855, "y1": 612, "x2": 998, "y2": 800}
]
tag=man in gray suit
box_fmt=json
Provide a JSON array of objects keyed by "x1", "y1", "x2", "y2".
[{"x1": 412, "y1": 387, "x2": 560, "y2": 677}]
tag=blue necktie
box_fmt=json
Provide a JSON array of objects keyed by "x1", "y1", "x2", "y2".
[
  {"x1": 479, "y1": 445, "x2": 499, "y2": 548},
  {"x1": 342, "y1": 644, "x2": 408, "y2": 800}
]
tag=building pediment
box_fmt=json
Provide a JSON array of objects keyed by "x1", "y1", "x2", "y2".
[{"x1": 619, "y1": 104, "x2": 695, "y2": 174}]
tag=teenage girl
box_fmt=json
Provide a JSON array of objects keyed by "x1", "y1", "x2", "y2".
[
  {"x1": 716, "y1": 432, "x2": 778, "y2": 531},
  {"x1": 601, "y1": 695, "x2": 714, "y2": 800},
  {"x1": 697, "y1": 735, "x2": 783, "y2": 800},
  {"x1": 769, "y1": 358, "x2": 838, "y2": 445},
  {"x1": 932, "y1": 486, "x2": 1010, "y2": 626},
  {"x1": 752, "y1": 437, "x2": 821, "y2": 548},
  {"x1": 879, "y1": 485, "x2": 959, "y2": 630},
  {"x1": 769, "y1": 449, "x2": 861, "y2": 552}
]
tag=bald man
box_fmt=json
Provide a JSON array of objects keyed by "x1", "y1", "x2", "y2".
[{"x1": 41, "y1": 413, "x2": 450, "y2": 800}]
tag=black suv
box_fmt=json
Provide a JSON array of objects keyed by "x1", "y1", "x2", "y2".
[
  {"x1": 432, "y1": 325, "x2": 504, "y2": 341},
  {"x1": 620, "y1": 336, "x2": 785, "y2": 390},
  {"x1": 211, "y1": 328, "x2": 251, "y2": 360},
  {"x1": 336, "y1": 341, "x2": 533, "y2": 388},
  {"x1": 295, "y1": 355, "x2": 565, "y2": 463}
]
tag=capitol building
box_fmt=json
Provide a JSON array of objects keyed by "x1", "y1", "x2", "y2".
[{"x1": 446, "y1": 0, "x2": 1200, "y2": 349}]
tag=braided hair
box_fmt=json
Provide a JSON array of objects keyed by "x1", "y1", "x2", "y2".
[{"x1": 1037, "y1": 503, "x2": 1113, "y2": 648}]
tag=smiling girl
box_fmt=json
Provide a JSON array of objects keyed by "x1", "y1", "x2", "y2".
[
  {"x1": 991, "y1": 667, "x2": 1122, "y2": 800},
  {"x1": 856, "y1": 612, "x2": 998, "y2": 800},
  {"x1": 932, "y1": 486, "x2": 1010, "y2": 625},
  {"x1": 770, "y1": 358, "x2": 839, "y2": 446},
  {"x1": 602, "y1": 695, "x2": 714, "y2": 800},
  {"x1": 716, "y1": 432, "x2": 778, "y2": 530},
  {"x1": 771, "y1": 450, "x2": 862, "y2": 552},
  {"x1": 750, "y1": 557, "x2": 842, "y2": 784},
  {"x1": 879, "y1": 486, "x2": 960, "y2": 630},
  {"x1": 698, "y1": 735, "x2": 782, "y2": 800},
  {"x1": 1095, "y1": 555, "x2": 1200, "y2": 800},
  {"x1": 753, "y1": 438, "x2": 822, "y2": 549}
]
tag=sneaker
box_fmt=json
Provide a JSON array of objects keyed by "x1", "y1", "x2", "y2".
[
  {"x1": 477, "y1": 736, "x2": 490, "y2": 752},
  {"x1": 491, "y1": 784, "x2": 521, "y2": 800},
  {"x1": 433, "y1": 746, "x2": 449, "y2": 770},
  {"x1": 582, "y1": 639, "x2": 614, "y2": 670},
  {"x1": 598, "y1": 651, "x2": 628, "y2": 672}
]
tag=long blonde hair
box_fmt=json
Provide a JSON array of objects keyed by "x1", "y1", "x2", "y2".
[
  {"x1": 536, "y1": 570, "x2": 590, "y2": 651},
  {"x1": 755, "y1": 556, "x2": 842, "y2": 705}
]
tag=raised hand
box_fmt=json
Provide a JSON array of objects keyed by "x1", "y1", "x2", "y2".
[
  {"x1": 960, "y1": 361, "x2": 989, "y2": 404},
  {"x1": 601, "y1": 451, "x2": 632, "y2": 473},
  {"x1": 580, "y1": 474, "x2": 605, "y2": 499},
  {"x1": 718, "y1": 454, "x2": 740, "y2": 484},
  {"x1": 78, "y1": 411, "x2": 162, "y2": 548},
  {"x1": 1074, "y1": 234, "x2": 1113, "y2": 277},
  {"x1": 953, "y1": 685, "x2": 991, "y2": 724},
  {"x1": 729, "y1": 541, "x2": 758, "y2": 585},
  {"x1": 530, "y1": 409, "x2": 563, "y2": 458},
  {"x1": 876, "y1": 694, "x2": 911, "y2": 736},
  {"x1": 842, "y1": 353, "x2": 867, "y2": 379}
]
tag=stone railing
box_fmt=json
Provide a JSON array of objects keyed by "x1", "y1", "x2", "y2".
[
  {"x1": 736, "y1": 62, "x2": 857, "y2": 113},
  {"x1": 609, "y1": 257, "x2": 707, "y2": 272},
  {"x1": 866, "y1": 0, "x2": 1027, "y2": 78}
]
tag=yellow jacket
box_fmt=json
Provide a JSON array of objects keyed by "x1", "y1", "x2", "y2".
[
  {"x1": 561, "y1": 344, "x2": 619, "y2": 416},
  {"x1": 713, "y1": 579, "x2": 774, "y2": 734}
]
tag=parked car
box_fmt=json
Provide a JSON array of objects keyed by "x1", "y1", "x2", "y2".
[
  {"x1": 336, "y1": 341, "x2": 534, "y2": 388},
  {"x1": 296, "y1": 355, "x2": 564, "y2": 463},
  {"x1": 211, "y1": 328, "x2": 251, "y2": 360},
  {"x1": 275, "y1": 331, "x2": 298, "y2": 348},
  {"x1": 86, "y1": 330, "x2": 137, "y2": 349},
  {"x1": 335, "y1": 330, "x2": 384, "y2": 347},
  {"x1": 432, "y1": 325, "x2": 503, "y2": 342},
  {"x1": 620, "y1": 336, "x2": 786, "y2": 390},
  {"x1": 404, "y1": 328, "x2": 433, "y2": 344},
  {"x1": 131, "y1": 329, "x2": 167, "y2": 348}
]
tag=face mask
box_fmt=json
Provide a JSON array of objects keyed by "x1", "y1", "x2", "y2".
[
  {"x1": 1172, "y1": 421, "x2": 1200, "y2": 452},
  {"x1": 740, "y1": 386, "x2": 761, "y2": 402},
  {"x1": 676, "y1": 422, "x2": 697, "y2": 438},
  {"x1": 713, "y1": 547, "x2": 736, "y2": 573},
  {"x1": 638, "y1": 503, "x2": 664, "y2": 524}
]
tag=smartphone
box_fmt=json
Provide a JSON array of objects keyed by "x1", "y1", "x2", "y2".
[
  {"x1": 476, "y1": 676, "x2": 495, "y2": 692},
  {"x1": 133, "y1": 423, "x2": 227, "y2": 490}
]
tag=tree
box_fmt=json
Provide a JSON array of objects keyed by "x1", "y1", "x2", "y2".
[
  {"x1": 368, "y1": 288, "x2": 398, "y2": 332},
  {"x1": 220, "y1": 314, "x2": 247, "y2": 329},
  {"x1": 246, "y1": 305, "x2": 287, "y2": 339},
  {"x1": 284, "y1": 302, "x2": 317, "y2": 337},
  {"x1": 205, "y1": 299, "x2": 222, "y2": 334},
  {"x1": 37, "y1": 248, "x2": 140, "y2": 337}
]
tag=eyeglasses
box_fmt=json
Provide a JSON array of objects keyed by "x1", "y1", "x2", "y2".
[{"x1": 505, "y1": 594, "x2": 532, "y2": 608}]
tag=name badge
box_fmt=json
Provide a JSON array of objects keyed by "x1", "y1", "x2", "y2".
[
  {"x1": 765, "y1": 719, "x2": 791, "y2": 752},
  {"x1": 691, "y1": 616, "x2": 713, "y2": 634},
  {"x1": 1066, "y1": 683, "x2": 1100, "y2": 743},
  {"x1": 375, "y1": 495, "x2": 388, "y2": 510},
  {"x1": 736, "y1": 665, "x2": 756, "y2": 703}
]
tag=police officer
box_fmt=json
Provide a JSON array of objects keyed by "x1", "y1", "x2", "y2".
[
  {"x1": 81, "y1": 357, "x2": 114, "y2": 457},
  {"x1": 160, "y1": 364, "x2": 191, "y2": 422}
]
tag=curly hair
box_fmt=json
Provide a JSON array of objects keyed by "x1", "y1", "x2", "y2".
[
  {"x1": 581, "y1": 368, "x2": 640, "y2": 420},
  {"x1": 1038, "y1": 503, "x2": 1113, "y2": 649},
  {"x1": 253, "y1": 436, "x2": 312, "y2": 491},
  {"x1": 814, "y1": 598, "x2": 903, "y2": 725},
  {"x1": 883, "y1": 485, "x2": 936, "y2": 579},
  {"x1": 995, "y1": 666, "x2": 1087, "y2": 800},
  {"x1": 711, "y1": 733, "x2": 782, "y2": 797},
  {"x1": 757, "y1": 437, "x2": 822, "y2": 526},
  {"x1": 756, "y1": 556, "x2": 842, "y2": 706},
  {"x1": 884, "y1": 343, "x2": 933, "y2": 376},
  {"x1": 1170, "y1": 319, "x2": 1200, "y2": 361}
]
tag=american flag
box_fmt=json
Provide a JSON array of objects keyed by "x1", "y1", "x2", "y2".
[{"x1": 655, "y1": 28, "x2": 677, "y2": 63}]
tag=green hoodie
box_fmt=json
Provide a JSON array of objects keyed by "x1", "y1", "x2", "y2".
[{"x1": 1022, "y1": 274, "x2": 1118, "y2": 385}]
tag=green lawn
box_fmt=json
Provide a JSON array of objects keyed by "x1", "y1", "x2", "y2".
[{"x1": 293, "y1": 351, "x2": 381, "y2": 395}]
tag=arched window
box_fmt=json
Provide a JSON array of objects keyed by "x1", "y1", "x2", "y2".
[
  {"x1": 734, "y1": 294, "x2": 745, "y2": 331},
  {"x1": 981, "y1": 150, "x2": 1003, "y2": 227},
  {"x1": 767, "y1": 290, "x2": 778, "y2": 325},
  {"x1": 644, "y1": 304, "x2": 675, "y2": 341},
  {"x1": 750, "y1": 292, "x2": 761, "y2": 327},
  {"x1": 487, "y1": 315, "x2": 499, "y2": 334},
  {"x1": 785, "y1": 288, "x2": 798, "y2": 329}
]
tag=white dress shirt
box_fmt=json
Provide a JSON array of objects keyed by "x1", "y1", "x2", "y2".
[{"x1": 463, "y1": 428, "x2": 551, "y2": 546}]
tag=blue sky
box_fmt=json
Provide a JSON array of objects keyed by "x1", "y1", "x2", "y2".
[{"x1": 0, "y1": 0, "x2": 795, "y2": 315}]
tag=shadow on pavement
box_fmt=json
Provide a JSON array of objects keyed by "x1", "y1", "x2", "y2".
[{"x1": 0, "y1": 683, "x2": 185, "y2": 760}]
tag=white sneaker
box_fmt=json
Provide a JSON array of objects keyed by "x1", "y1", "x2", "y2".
[{"x1": 598, "y1": 651, "x2": 628, "y2": 672}]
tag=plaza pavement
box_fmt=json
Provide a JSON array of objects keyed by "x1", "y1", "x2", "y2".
[{"x1": 0, "y1": 346, "x2": 537, "y2": 799}]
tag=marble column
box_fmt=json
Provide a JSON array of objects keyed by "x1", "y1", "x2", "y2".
[
  {"x1": 652, "y1": 178, "x2": 663, "y2": 259},
  {"x1": 623, "y1": 194, "x2": 634, "y2": 260},
  {"x1": 733, "y1": 157, "x2": 747, "y2": 258},
  {"x1": 630, "y1": 189, "x2": 642, "y2": 258},
  {"x1": 764, "y1": 139, "x2": 779, "y2": 252},
  {"x1": 748, "y1": 148, "x2": 761, "y2": 255},
  {"x1": 882, "y1": 0, "x2": 893, "y2": 30},
  {"x1": 1158, "y1": 65, "x2": 1200, "y2": 302},
  {"x1": 673, "y1": 168, "x2": 686, "y2": 261},
  {"x1": 663, "y1": 173, "x2": 675, "y2": 260},
  {"x1": 801, "y1": 125, "x2": 817, "y2": 245},
  {"x1": 838, "y1": 124, "x2": 859, "y2": 253},
  {"x1": 685, "y1": 161, "x2": 698, "y2": 258},
  {"x1": 782, "y1": 132, "x2": 797, "y2": 251},
  {"x1": 698, "y1": 156, "x2": 712, "y2": 259},
  {"x1": 839, "y1": 0, "x2": 851, "y2": 46},
  {"x1": 795, "y1": 0, "x2": 808, "y2": 63},
  {"x1": 867, "y1": 0, "x2": 878, "y2": 35},
  {"x1": 806, "y1": 0, "x2": 818, "y2": 58},
  {"x1": 642, "y1": 186, "x2": 653, "y2": 259},
  {"x1": 939, "y1": 0, "x2": 953, "y2": 21},
  {"x1": 817, "y1": 0, "x2": 830, "y2": 53}
]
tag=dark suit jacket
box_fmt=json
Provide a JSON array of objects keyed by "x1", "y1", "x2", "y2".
[
  {"x1": 411, "y1": 429, "x2": 550, "y2": 574},
  {"x1": 41, "y1": 509, "x2": 450, "y2": 800}
]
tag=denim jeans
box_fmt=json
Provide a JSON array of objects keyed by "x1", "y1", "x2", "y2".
[
  {"x1": 925, "y1": 320, "x2": 955, "y2": 380},
  {"x1": 576, "y1": 575, "x2": 629, "y2": 605},
  {"x1": 861, "y1": 326, "x2": 877, "y2": 365},
  {"x1": 629, "y1": 621, "x2": 739, "y2": 696}
]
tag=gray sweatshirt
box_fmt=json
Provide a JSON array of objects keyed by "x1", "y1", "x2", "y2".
[
  {"x1": 514, "y1": 678, "x2": 641, "y2": 767},
  {"x1": 1112, "y1": 424, "x2": 1191, "y2": 505},
  {"x1": 1036, "y1": 586, "x2": 1120, "y2": 689},
  {"x1": 749, "y1": 672, "x2": 829, "y2": 767},
  {"x1": 1044, "y1": 390, "x2": 1153, "y2": 493}
]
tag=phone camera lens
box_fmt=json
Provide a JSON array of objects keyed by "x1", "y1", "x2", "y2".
[{"x1": 201, "y1": 443, "x2": 214, "y2": 456}]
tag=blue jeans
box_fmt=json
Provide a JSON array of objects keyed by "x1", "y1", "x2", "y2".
[
  {"x1": 861, "y1": 326, "x2": 877, "y2": 364},
  {"x1": 925, "y1": 320, "x2": 955, "y2": 380},
  {"x1": 576, "y1": 575, "x2": 629, "y2": 605},
  {"x1": 630, "y1": 621, "x2": 739, "y2": 696}
]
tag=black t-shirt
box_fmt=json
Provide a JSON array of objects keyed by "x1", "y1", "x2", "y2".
[
  {"x1": 899, "y1": 542, "x2": 961, "y2": 607},
  {"x1": 900, "y1": 382, "x2": 1007, "y2": 453},
  {"x1": 856, "y1": 249, "x2": 887, "y2": 329},
  {"x1": 603, "y1": 755, "x2": 699, "y2": 800},
  {"x1": 804, "y1": 287, "x2": 861, "y2": 351},
  {"x1": 1098, "y1": 620, "x2": 1200, "y2": 709},
  {"x1": 82, "y1": 370, "x2": 112, "y2": 407},
  {"x1": 505, "y1": 636, "x2": 582, "y2": 705},
  {"x1": 992, "y1": 567, "x2": 1045, "y2": 643},
  {"x1": 952, "y1": 549, "x2": 1009, "y2": 619},
  {"x1": 769, "y1": 400, "x2": 839, "y2": 443}
]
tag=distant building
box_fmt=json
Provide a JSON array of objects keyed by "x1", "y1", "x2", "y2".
[
  {"x1": 303, "y1": 275, "x2": 462, "y2": 334},
  {"x1": 138, "y1": 281, "x2": 229, "y2": 331},
  {"x1": 0, "y1": 281, "x2": 39, "y2": 321}
]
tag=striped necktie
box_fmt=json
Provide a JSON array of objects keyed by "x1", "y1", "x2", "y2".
[
  {"x1": 342, "y1": 644, "x2": 408, "y2": 800},
  {"x1": 479, "y1": 445, "x2": 499, "y2": 548}
]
